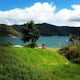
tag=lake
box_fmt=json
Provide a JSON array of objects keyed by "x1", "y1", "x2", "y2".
[{"x1": 0, "y1": 36, "x2": 70, "y2": 48}]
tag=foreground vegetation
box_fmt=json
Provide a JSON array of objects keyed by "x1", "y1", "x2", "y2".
[
  {"x1": 0, "y1": 47, "x2": 80, "y2": 80},
  {"x1": 59, "y1": 45, "x2": 80, "y2": 64}
]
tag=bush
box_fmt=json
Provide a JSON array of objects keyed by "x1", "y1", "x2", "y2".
[
  {"x1": 58, "y1": 45, "x2": 80, "y2": 64},
  {"x1": 24, "y1": 43, "x2": 38, "y2": 48},
  {"x1": 58, "y1": 46, "x2": 70, "y2": 56},
  {"x1": 0, "y1": 42, "x2": 13, "y2": 47}
]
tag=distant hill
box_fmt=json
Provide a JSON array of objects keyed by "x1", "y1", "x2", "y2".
[
  {"x1": 36, "y1": 23, "x2": 80, "y2": 36},
  {"x1": 0, "y1": 24, "x2": 20, "y2": 37},
  {"x1": 36, "y1": 23, "x2": 58, "y2": 36},
  {"x1": 0, "y1": 23, "x2": 80, "y2": 37}
]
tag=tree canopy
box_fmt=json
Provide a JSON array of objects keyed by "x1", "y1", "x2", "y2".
[{"x1": 22, "y1": 21, "x2": 39, "y2": 44}]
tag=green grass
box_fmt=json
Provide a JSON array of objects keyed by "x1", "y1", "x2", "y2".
[{"x1": 0, "y1": 47, "x2": 80, "y2": 80}]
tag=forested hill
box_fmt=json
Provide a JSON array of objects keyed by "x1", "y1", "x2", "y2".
[
  {"x1": 0, "y1": 24, "x2": 20, "y2": 37},
  {"x1": 0, "y1": 23, "x2": 80, "y2": 37},
  {"x1": 13, "y1": 23, "x2": 80, "y2": 36},
  {"x1": 36, "y1": 23, "x2": 80, "y2": 36}
]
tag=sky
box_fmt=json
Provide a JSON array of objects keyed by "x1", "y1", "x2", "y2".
[{"x1": 0, "y1": 0, "x2": 80, "y2": 27}]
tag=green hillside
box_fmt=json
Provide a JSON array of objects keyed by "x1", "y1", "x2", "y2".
[
  {"x1": 0, "y1": 24, "x2": 20, "y2": 37},
  {"x1": 0, "y1": 47, "x2": 80, "y2": 80}
]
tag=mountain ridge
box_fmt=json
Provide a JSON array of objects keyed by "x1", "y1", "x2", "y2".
[
  {"x1": 36, "y1": 23, "x2": 80, "y2": 36},
  {"x1": 0, "y1": 24, "x2": 20, "y2": 37},
  {"x1": 0, "y1": 23, "x2": 80, "y2": 37}
]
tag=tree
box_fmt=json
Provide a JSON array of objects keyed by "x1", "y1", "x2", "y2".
[{"x1": 22, "y1": 21, "x2": 39, "y2": 47}]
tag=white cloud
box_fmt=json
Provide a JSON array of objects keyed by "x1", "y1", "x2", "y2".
[
  {"x1": 71, "y1": 5, "x2": 80, "y2": 10},
  {"x1": 0, "y1": 2, "x2": 80, "y2": 27},
  {"x1": 0, "y1": 2, "x2": 56, "y2": 25},
  {"x1": 54, "y1": 5, "x2": 80, "y2": 27}
]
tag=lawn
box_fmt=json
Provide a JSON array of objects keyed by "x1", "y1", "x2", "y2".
[{"x1": 0, "y1": 47, "x2": 80, "y2": 80}]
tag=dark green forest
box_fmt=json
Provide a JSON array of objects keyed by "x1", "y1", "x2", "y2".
[
  {"x1": 0, "y1": 24, "x2": 20, "y2": 37},
  {"x1": 0, "y1": 23, "x2": 80, "y2": 37}
]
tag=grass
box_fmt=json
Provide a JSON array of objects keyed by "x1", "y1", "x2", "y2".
[{"x1": 0, "y1": 47, "x2": 80, "y2": 80}]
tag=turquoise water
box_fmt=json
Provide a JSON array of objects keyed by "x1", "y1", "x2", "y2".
[
  {"x1": 0, "y1": 36, "x2": 70, "y2": 48},
  {"x1": 37, "y1": 36, "x2": 70, "y2": 48}
]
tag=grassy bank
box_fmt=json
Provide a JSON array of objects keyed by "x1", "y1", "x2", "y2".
[{"x1": 0, "y1": 47, "x2": 80, "y2": 80}]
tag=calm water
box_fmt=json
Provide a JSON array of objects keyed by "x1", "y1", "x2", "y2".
[{"x1": 0, "y1": 36, "x2": 70, "y2": 48}]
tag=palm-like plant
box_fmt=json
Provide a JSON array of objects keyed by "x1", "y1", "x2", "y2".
[{"x1": 69, "y1": 34, "x2": 79, "y2": 45}]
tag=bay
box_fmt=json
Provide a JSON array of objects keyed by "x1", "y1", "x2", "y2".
[{"x1": 0, "y1": 36, "x2": 70, "y2": 48}]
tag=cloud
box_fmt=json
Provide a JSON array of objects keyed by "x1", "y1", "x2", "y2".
[
  {"x1": 0, "y1": 2, "x2": 80, "y2": 27},
  {"x1": 71, "y1": 5, "x2": 80, "y2": 10},
  {"x1": 0, "y1": 2, "x2": 56, "y2": 25},
  {"x1": 69, "y1": 5, "x2": 80, "y2": 22},
  {"x1": 54, "y1": 5, "x2": 80, "y2": 27}
]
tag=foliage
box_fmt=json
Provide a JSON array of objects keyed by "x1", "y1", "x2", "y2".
[
  {"x1": 59, "y1": 45, "x2": 80, "y2": 64},
  {"x1": 69, "y1": 34, "x2": 76, "y2": 40},
  {"x1": 24, "y1": 43, "x2": 38, "y2": 48},
  {"x1": 22, "y1": 20, "x2": 39, "y2": 44},
  {"x1": 0, "y1": 47, "x2": 80, "y2": 80},
  {"x1": 68, "y1": 34, "x2": 80, "y2": 45},
  {"x1": 0, "y1": 42, "x2": 13, "y2": 47}
]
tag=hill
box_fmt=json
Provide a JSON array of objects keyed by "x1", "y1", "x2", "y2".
[
  {"x1": 13, "y1": 23, "x2": 80, "y2": 36},
  {"x1": 0, "y1": 24, "x2": 20, "y2": 37},
  {"x1": 0, "y1": 47, "x2": 80, "y2": 80},
  {"x1": 0, "y1": 23, "x2": 80, "y2": 37},
  {"x1": 36, "y1": 23, "x2": 80, "y2": 36}
]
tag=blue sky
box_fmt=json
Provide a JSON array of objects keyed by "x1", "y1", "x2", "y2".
[
  {"x1": 0, "y1": 0, "x2": 80, "y2": 11},
  {"x1": 0, "y1": 0, "x2": 80, "y2": 26}
]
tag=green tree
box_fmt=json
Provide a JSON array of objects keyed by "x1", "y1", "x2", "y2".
[{"x1": 22, "y1": 21, "x2": 39, "y2": 47}]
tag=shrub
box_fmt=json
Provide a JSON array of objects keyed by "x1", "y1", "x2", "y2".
[
  {"x1": 58, "y1": 46, "x2": 70, "y2": 56},
  {"x1": 24, "y1": 42, "x2": 38, "y2": 48},
  {"x1": 58, "y1": 45, "x2": 80, "y2": 64},
  {"x1": 0, "y1": 42, "x2": 13, "y2": 47}
]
